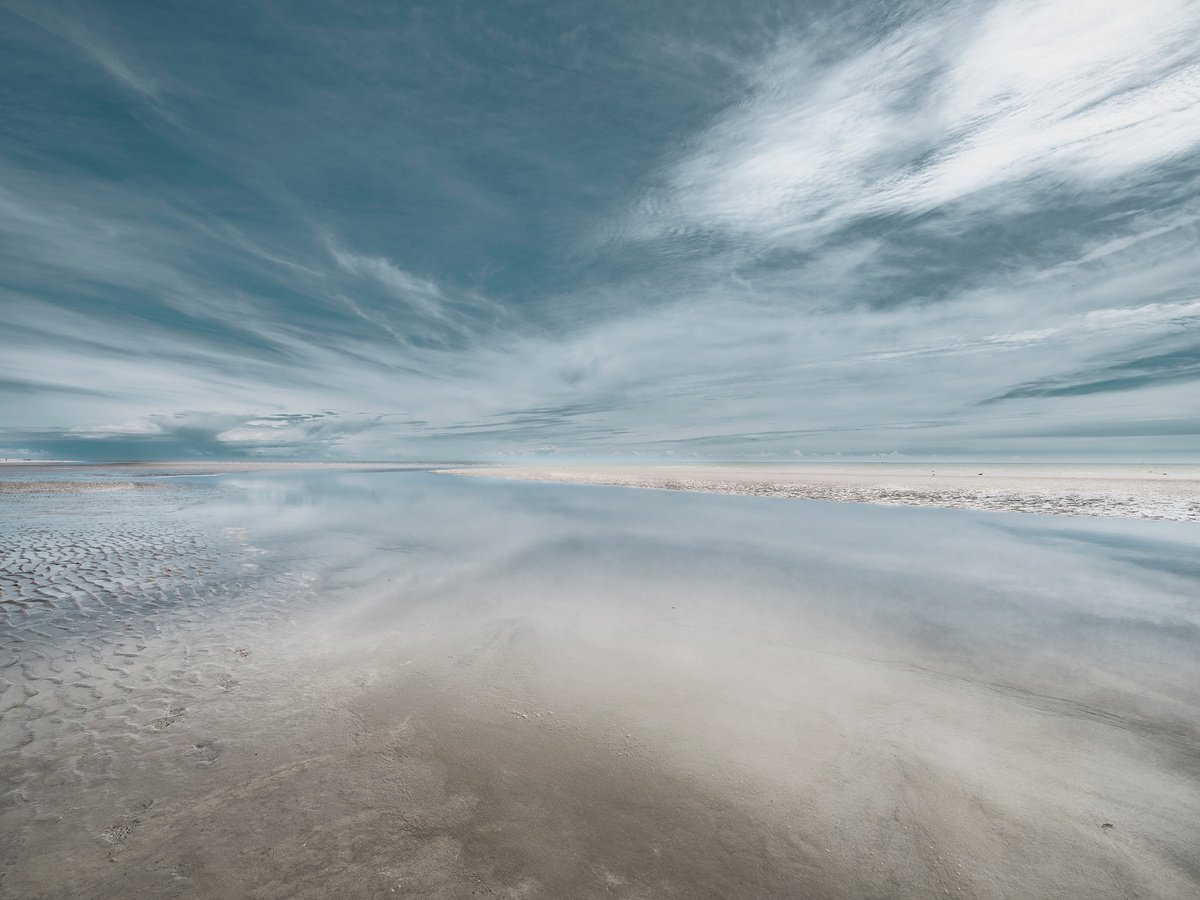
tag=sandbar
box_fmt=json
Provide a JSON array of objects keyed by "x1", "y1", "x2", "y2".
[{"x1": 438, "y1": 462, "x2": 1200, "y2": 521}]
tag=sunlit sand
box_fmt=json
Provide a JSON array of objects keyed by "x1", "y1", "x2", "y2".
[{"x1": 439, "y1": 462, "x2": 1200, "y2": 522}]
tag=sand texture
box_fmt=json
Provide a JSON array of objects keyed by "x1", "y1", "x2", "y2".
[
  {"x1": 2, "y1": 466, "x2": 1198, "y2": 898},
  {"x1": 0, "y1": 480, "x2": 164, "y2": 493},
  {"x1": 438, "y1": 462, "x2": 1200, "y2": 521}
]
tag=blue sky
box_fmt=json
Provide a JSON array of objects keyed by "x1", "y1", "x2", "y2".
[{"x1": 1, "y1": 0, "x2": 1198, "y2": 461}]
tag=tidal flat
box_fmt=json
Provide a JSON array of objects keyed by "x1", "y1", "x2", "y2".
[{"x1": 2, "y1": 465, "x2": 1198, "y2": 898}]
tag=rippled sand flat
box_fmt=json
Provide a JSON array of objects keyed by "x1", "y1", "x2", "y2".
[
  {"x1": 0, "y1": 481, "x2": 163, "y2": 493},
  {"x1": 2, "y1": 467, "x2": 1198, "y2": 898},
  {"x1": 439, "y1": 462, "x2": 1200, "y2": 522}
]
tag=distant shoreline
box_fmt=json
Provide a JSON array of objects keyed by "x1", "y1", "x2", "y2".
[
  {"x1": 5, "y1": 460, "x2": 1198, "y2": 522},
  {"x1": 437, "y1": 463, "x2": 1200, "y2": 523}
]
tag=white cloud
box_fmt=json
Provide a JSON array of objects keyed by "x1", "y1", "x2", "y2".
[
  {"x1": 327, "y1": 242, "x2": 448, "y2": 320},
  {"x1": 631, "y1": 0, "x2": 1200, "y2": 244}
]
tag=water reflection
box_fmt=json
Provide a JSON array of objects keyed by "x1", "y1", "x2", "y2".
[
  {"x1": 2, "y1": 468, "x2": 1198, "y2": 897},
  {"x1": 197, "y1": 470, "x2": 1200, "y2": 714}
]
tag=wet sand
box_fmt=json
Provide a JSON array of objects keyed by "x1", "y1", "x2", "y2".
[
  {"x1": 438, "y1": 462, "x2": 1200, "y2": 522},
  {"x1": 2, "y1": 466, "x2": 1198, "y2": 897},
  {"x1": 0, "y1": 480, "x2": 164, "y2": 493}
]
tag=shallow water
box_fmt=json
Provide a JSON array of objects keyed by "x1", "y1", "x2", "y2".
[{"x1": 2, "y1": 468, "x2": 1199, "y2": 898}]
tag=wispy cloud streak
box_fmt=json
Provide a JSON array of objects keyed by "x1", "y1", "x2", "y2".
[
  {"x1": 628, "y1": 0, "x2": 1200, "y2": 244},
  {"x1": 0, "y1": 0, "x2": 1197, "y2": 460}
]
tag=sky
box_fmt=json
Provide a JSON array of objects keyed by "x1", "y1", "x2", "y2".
[{"x1": 1, "y1": 0, "x2": 1198, "y2": 461}]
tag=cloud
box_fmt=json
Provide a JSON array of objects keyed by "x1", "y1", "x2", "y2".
[
  {"x1": 327, "y1": 242, "x2": 449, "y2": 321},
  {"x1": 4, "y1": 411, "x2": 414, "y2": 460},
  {"x1": 988, "y1": 345, "x2": 1200, "y2": 402},
  {"x1": 4, "y1": 0, "x2": 161, "y2": 98},
  {"x1": 625, "y1": 0, "x2": 1200, "y2": 246},
  {"x1": 1, "y1": 0, "x2": 1198, "y2": 461}
]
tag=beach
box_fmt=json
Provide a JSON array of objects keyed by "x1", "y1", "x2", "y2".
[
  {"x1": 438, "y1": 463, "x2": 1200, "y2": 522},
  {"x1": 2, "y1": 464, "x2": 1198, "y2": 898},
  {"x1": 6, "y1": 0, "x2": 1198, "y2": 894}
]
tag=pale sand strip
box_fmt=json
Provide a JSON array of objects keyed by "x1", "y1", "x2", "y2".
[{"x1": 438, "y1": 463, "x2": 1200, "y2": 522}]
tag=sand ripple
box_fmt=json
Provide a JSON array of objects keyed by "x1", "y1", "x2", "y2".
[{"x1": 0, "y1": 479, "x2": 318, "y2": 872}]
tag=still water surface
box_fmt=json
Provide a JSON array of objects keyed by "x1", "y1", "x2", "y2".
[{"x1": 2, "y1": 468, "x2": 1198, "y2": 897}]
